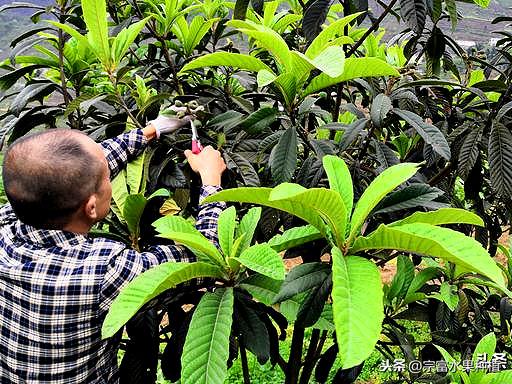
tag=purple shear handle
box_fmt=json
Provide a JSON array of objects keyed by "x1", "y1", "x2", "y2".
[{"x1": 191, "y1": 120, "x2": 203, "y2": 154}]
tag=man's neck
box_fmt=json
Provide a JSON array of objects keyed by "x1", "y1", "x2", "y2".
[{"x1": 62, "y1": 220, "x2": 91, "y2": 234}]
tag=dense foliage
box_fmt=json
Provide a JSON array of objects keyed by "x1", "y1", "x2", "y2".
[{"x1": 2, "y1": 0, "x2": 512, "y2": 382}]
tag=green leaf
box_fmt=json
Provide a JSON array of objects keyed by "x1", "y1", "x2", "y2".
[
  {"x1": 306, "y1": 46, "x2": 346, "y2": 78},
  {"x1": 489, "y1": 122, "x2": 512, "y2": 199},
  {"x1": 273, "y1": 262, "x2": 331, "y2": 303},
  {"x1": 271, "y1": 126, "x2": 297, "y2": 184},
  {"x1": 351, "y1": 223, "x2": 507, "y2": 290},
  {"x1": 147, "y1": 188, "x2": 170, "y2": 200},
  {"x1": 181, "y1": 16, "x2": 218, "y2": 56},
  {"x1": 322, "y1": 155, "x2": 353, "y2": 223},
  {"x1": 392, "y1": 109, "x2": 451, "y2": 160},
  {"x1": 218, "y1": 206, "x2": 236, "y2": 258},
  {"x1": 123, "y1": 194, "x2": 147, "y2": 237},
  {"x1": 111, "y1": 18, "x2": 148, "y2": 66},
  {"x1": 305, "y1": 12, "x2": 362, "y2": 58},
  {"x1": 257, "y1": 69, "x2": 277, "y2": 87},
  {"x1": 179, "y1": 52, "x2": 273, "y2": 74},
  {"x1": 158, "y1": 232, "x2": 225, "y2": 267},
  {"x1": 181, "y1": 288, "x2": 234, "y2": 384},
  {"x1": 434, "y1": 344, "x2": 468, "y2": 383},
  {"x1": 271, "y1": 187, "x2": 347, "y2": 246},
  {"x1": 374, "y1": 183, "x2": 444, "y2": 214},
  {"x1": 48, "y1": 21, "x2": 90, "y2": 52},
  {"x1": 203, "y1": 188, "x2": 328, "y2": 235},
  {"x1": 349, "y1": 162, "x2": 419, "y2": 243},
  {"x1": 388, "y1": 255, "x2": 415, "y2": 301},
  {"x1": 240, "y1": 107, "x2": 278, "y2": 134},
  {"x1": 230, "y1": 23, "x2": 292, "y2": 71},
  {"x1": 268, "y1": 225, "x2": 322, "y2": 252},
  {"x1": 399, "y1": 0, "x2": 426, "y2": 34},
  {"x1": 81, "y1": 0, "x2": 111, "y2": 66},
  {"x1": 126, "y1": 151, "x2": 145, "y2": 195},
  {"x1": 8, "y1": 82, "x2": 57, "y2": 116},
  {"x1": 236, "y1": 244, "x2": 285, "y2": 280},
  {"x1": 433, "y1": 282, "x2": 459, "y2": 311},
  {"x1": 445, "y1": 0, "x2": 457, "y2": 29},
  {"x1": 486, "y1": 371, "x2": 512, "y2": 384},
  {"x1": 111, "y1": 169, "x2": 129, "y2": 220},
  {"x1": 239, "y1": 274, "x2": 282, "y2": 305},
  {"x1": 405, "y1": 267, "x2": 441, "y2": 300},
  {"x1": 153, "y1": 215, "x2": 200, "y2": 236},
  {"x1": 101, "y1": 262, "x2": 224, "y2": 338},
  {"x1": 469, "y1": 332, "x2": 496, "y2": 383},
  {"x1": 236, "y1": 207, "x2": 261, "y2": 252},
  {"x1": 458, "y1": 127, "x2": 482, "y2": 180},
  {"x1": 370, "y1": 94, "x2": 392, "y2": 128},
  {"x1": 390, "y1": 207, "x2": 484, "y2": 227},
  {"x1": 303, "y1": 57, "x2": 399, "y2": 96},
  {"x1": 332, "y1": 248, "x2": 384, "y2": 369},
  {"x1": 273, "y1": 72, "x2": 298, "y2": 107}
]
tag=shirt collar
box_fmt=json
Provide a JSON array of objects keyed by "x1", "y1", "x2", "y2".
[{"x1": 14, "y1": 220, "x2": 88, "y2": 248}]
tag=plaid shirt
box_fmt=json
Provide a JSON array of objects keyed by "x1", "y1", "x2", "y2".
[{"x1": 0, "y1": 129, "x2": 226, "y2": 383}]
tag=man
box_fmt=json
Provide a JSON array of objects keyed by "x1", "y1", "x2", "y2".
[{"x1": 0, "y1": 116, "x2": 227, "y2": 383}]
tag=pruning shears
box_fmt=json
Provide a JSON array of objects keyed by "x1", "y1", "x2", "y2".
[{"x1": 190, "y1": 119, "x2": 203, "y2": 154}]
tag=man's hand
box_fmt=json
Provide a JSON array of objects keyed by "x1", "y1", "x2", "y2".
[
  {"x1": 185, "y1": 146, "x2": 226, "y2": 186},
  {"x1": 144, "y1": 115, "x2": 193, "y2": 140}
]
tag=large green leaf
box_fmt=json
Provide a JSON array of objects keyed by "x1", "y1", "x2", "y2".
[
  {"x1": 268, "y1": 225, "x2": 322, "y2": 252},
  {"x1": 271, "y1": 126, "x2": 297, "y2": 184},
  {"x1": 230, "y1": 22, "x2": 292, "y2": 71},
  {"x1": 270, "y1": 187, "x2": 347, "y2": 246},
  {"x1": 399, "y1": 0, "x2": 426, "y2": 34},
  {"x1": 236, "y1": 244, "x2": 285, "y2": 280},
  {"x1": 179, "y1": 52, "x2": 273, "y2": 74},
  {"x1": 273, "y1": 262, "x2": 331, "y2": 303},
  {"x1": 485, "y1": 371, "x2": 512, "y2": 384},
  {"x1": 470, "y1": 332, "x2": 496, "y2": 383},
  {"x1": 111, "y1": 18, "x2": 148, "y2": 67},
  {"x1": 332, "y1": 248, "x2": 384, "y2": 368},
  {"x1": 181, "y1": 288, "x2": 234, "y2": 384},
  {"x1": 111, "y1": 169, "x2": 129, "y2": 221},
  {"x1": 348, "y1": 162, "x2": 419, "y2": 244},
  {"x1": 389, "y1": 207, "x2": 484, "y2": 227},
  {"x1": 322, "y1": 155, "x2": 353, "y2": 223},
  {"x1": 239, "y1": 274, "x2": 282, "y2": 305},
  {"x1": 405, "y1": 267, "x2": 440, "y2": 303},
  {"x1": 458, "y1": 127, "x2": 482, "y2": 180},
  {"x1": 203, "y1": 188, "x2": 329, "y2": 236},
  {"x1": 351, "y1": 223, "x2": 507, "y2": 290},
  {"x1": 236, "y1": 207, "x2": 261, "y2": 253},
  {"x1": 82, "y1": 0, "x2": 111, "y2": 66},
  {"x1": 102, "y1": 262, "x2": 224, "y2": 338},
  {"x1": 373, "y1": 183, "x2": 445, "y2": 214},
  {"x1": 217, "y1": 206, "x2": 236, "y2": 257},
  {"x1": 123, "y1": 194, "x2": 147, "y2": 237},
  {"x1": 158, "y1": 232, "x2": 225, "y2": 267},
  {"x1": 388, "y1": 255, "x2": 414, "y2": 301},
  {"x1": 126, "y1": 151, "x2": 145, "y2": 195},
  {"x1": 305, "y1": 12, "x2": 362, "y2": 58},
  {"x1": 303, "y1": 57, "x2": 399, "y2": 96},
  {"x1": 392, "y1": 109, "x2": 451, "y2": 160},
  {"x1": 489, "y1": 122, "x2": 512, "y2": 199},
  {"x1": 153, "y1": 215, "x2": 199, "y2": 236},
  {"x1": 370, "y1": 94, "x2": 392, "y2": 128},
  {"x1": 296, "y1": 46, "x2": 346, "y2": 78}
]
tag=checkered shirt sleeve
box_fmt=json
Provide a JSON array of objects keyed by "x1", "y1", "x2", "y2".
[
  {"x1": 100, "y1": 129, "x2": 148, "y2": 179},
  {"x1": 99, "y1": 185, "x2": 225, "y2": 313}
]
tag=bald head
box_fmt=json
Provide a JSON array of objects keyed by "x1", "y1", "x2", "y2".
[{"x1": 3, "y1": 129, "x2": 105, "y2": 229}]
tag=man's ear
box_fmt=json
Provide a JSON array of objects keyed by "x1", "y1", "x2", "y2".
[{"x1": 84, "y1": 194, "x2": 98, "y2": 220}]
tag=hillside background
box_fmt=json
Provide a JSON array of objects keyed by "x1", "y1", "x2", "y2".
[{"x1": 0, "y1": 0, "x2": 510, "y2": 60}]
